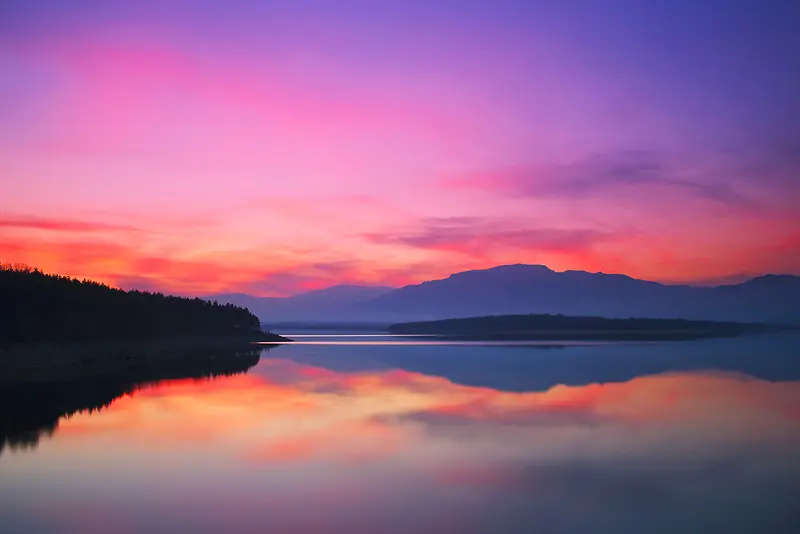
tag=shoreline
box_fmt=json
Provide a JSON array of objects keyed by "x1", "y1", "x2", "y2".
[
  {"x1": 387, "y1": 314, "x2": 777, "y2": 341},
  {"x1": 386, "y1": 329, "x2": 767, "y2": 342}
]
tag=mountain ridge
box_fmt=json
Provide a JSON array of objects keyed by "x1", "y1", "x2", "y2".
[
  {"x1": 206, "y1": 265, "x2": 800, "y2": 324},
  {"x1": 206, "y1": 284, "x2": 394, "y2": 322},
  {"x1": 361, "y1": 264, "x2": 799, "y2": 323}
]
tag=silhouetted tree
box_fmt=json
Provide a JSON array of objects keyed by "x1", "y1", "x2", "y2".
[{"x1": 0, "y1": 264, "x2": 263, "y2": 343}]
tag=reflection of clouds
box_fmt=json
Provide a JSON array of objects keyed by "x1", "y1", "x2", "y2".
[
  {"x1": 430, "y1": 453, "x2": 800, "y2": 534},
  {"x1": 56, "y1": 361, "x2": 800, "y2": 470},
  {"x1": 254, "y1": 358, "x2": 450, "y2": 395},
  {"x1": 41, "y1": 360, "x2": 800, "y2": 533},
  {"x1": 402, "y1": 370, "x2": 800, "y2": 533},
  {"x1": 400, "y1": 371, "x2": 800, "y2": 466},
  {"x1": 244, "y1": 420, "x2": 407, "y2": 464},
  {"x1": 57, "y1": 373, "x2": 322, "y2": 446}
]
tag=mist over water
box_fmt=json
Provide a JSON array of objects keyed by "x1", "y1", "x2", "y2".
[{"x1": 1, "y1": 333, "x2": 799, "y2": 533}]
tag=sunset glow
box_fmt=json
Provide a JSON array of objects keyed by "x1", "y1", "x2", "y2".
[
  {"x1": 50, "y1": 360, "x2": 800, "y2": 465},
  {"x1": 2, "y1": 1, "x2": 798, "y2": 294},
  {"x1": 4, "y1": 349, "x2": 799, "y2": 533}
]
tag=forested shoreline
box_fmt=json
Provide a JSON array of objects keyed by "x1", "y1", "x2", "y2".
[
  {"x1": 0, "y1": 264, "x2": 284, "y2": 343},
  {"x1": 389, "y1": 313, "x2": 768, "y2": 340},
  {"x1": 0, "y1": 265, "x2": 290, "y2": 384}
]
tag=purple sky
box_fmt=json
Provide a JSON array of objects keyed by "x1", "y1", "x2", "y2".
[{"x1": 1, "y1": 0, "x2": 798, "y2": 295}]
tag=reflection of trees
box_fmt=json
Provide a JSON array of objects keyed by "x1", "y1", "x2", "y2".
[{"x1": 0, "y1": 346, "x2": 268, "y2": 456}]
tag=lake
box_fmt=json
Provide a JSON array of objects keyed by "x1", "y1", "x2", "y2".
[{"x1": 2, "y1": 333, "x2": 799, "y2": 533}]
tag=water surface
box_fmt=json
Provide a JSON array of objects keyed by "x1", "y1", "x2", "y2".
[{"x1": 2, "y1": 333, "x2": 799, "y2": 533}]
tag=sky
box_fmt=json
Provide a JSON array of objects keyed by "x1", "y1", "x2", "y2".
[{"x1": 1, "y1": 0, "x2": 798, "y2": 296}]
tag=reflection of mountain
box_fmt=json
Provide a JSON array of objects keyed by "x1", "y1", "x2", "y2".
[
  {"x1": 0, "y1": 346, "x2": 266, "y2": 456},
  {"x1": 260, "y1": 332, "x2": 800, "y2": 392}
]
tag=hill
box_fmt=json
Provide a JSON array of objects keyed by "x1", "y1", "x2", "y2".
[
  {"x1": 363, "y1": 265, "x2": 800, "y2": 324},
  {"x1": 0, "y1": 264, "x2": 288, "y2": 343}
]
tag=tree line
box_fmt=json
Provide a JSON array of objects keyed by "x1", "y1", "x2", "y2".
[{"x1": 0, "y1": 264, "x2": 262, "y2": 343}]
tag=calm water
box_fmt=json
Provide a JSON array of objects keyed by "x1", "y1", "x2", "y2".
[{"x1": 2, "y1": 333, "x2": 800, "y2": 533}]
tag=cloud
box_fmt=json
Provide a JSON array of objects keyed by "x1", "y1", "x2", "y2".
[
  {"x1": 0, "y1": 234, "x2": 274, "y2": 295},
  {"x1": 240, "y1": 261, "x2": 372, "y2": 295},
  {"x1": 721, "y1": 113, "x2": 800, "y2": 216},
  {"x1": 443, "y1": 150, "x2": 759, "y2": 209},
  {"x1": 0, "y1": 226, "x2": 414, "y2": 296},
  {"x1": 0, "y1": 223, "x2": 445, "y2": 296},
  {"x1": 0, "y1": 215, "x2": 139, "y2": 233},
  {"x1": 363, "y1": 216, "x2": 617, "y2": 257},
  {"x1": 111, "y1": 275, "x2": 172, "y2": 294}
]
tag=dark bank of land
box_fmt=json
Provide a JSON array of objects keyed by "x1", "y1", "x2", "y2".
[
  {"x1": 0, "y1": 265, "x2": 291, "y2": 383},
  {"x1": 388, "y1": 314, "x2": 773, "y2": 341}
]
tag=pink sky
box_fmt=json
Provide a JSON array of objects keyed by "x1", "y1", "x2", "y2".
[{"x1": 1, "y1": 2, "x2": 798, "y2": 295}]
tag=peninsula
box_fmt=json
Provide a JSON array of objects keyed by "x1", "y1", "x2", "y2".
[{"x1": 0, "y1": 265, "x2": 290, "y2": 383}]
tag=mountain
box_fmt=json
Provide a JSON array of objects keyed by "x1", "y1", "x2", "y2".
[
  {"x1": 206, "y1": 266, "x2": 800, "y2": 325},
  {"x1": 207, "y1": 285, "x2": 394, "y2": 323},
  {"x1": 280, "y1": 284, "x2": 395, "y2": 306},
  {"x1": 360, "y1": 265, "x2": 800, "y2": 324}
]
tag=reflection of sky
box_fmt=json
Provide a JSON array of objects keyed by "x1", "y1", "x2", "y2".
[{"x1": 1, "y1": 351, "x2": 799, "y2": 533}]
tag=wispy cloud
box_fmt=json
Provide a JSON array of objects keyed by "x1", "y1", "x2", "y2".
[
  {"x1": 443, "y1": 150, "x2": 758, "y2": 209},
  {"x1": 0, "y1": 215, "x2": 139, "y2": 233},
  {"x1": 364, "y1": 216, "x2": 617, "y2": 257}
]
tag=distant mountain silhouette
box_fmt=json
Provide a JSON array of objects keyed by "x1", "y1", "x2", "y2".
[
  {"x1": 203, "y1": 265, "x2": 800, "y2": 324},
  {"x1": 207, "y1": 285, "x2": 394, "y2": 322},
  {"x1": 361, "y1": 265, "x2": 800, "y2": 324}
]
